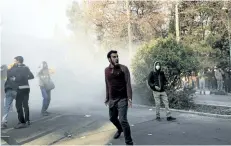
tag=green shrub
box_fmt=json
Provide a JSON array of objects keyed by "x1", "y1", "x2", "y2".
[{"x1": 167, "y1": 89, "x2": 195, "y2": 110}]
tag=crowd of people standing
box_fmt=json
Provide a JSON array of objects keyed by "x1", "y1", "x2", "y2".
[{"x1": 182, "y1": 66, "x2": 231, "y2": 94}]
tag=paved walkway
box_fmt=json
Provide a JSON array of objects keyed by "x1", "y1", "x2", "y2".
[{"x1": 2, "y1": 105, "x2": 231, "y2": 145}]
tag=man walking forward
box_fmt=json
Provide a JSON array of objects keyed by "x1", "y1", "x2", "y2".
[{"x1": 104, "y1": 50, "x2": 133, "y2": 145}]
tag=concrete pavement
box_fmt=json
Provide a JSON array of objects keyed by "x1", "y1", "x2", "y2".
[
  {"x1": 110, "y1": 112, "x2": 231, "y2": 145},
  {"x1": 1, "y1": 104, "x2": 231, "y2": 145}
]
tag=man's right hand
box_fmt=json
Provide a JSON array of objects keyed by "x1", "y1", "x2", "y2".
[{"x1": 155, "y1": 86, "x2": 161, "y2": 91}]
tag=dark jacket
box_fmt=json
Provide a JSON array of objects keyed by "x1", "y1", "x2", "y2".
[
  {"x1": 224, "y1": 69, "x2": 230, "y2": 80},
  {"x1": 10, "y1": 64, "x2": 34, "y2": 89},
  {"x1": 105, "y1": 64, "x2": 132, "y2": 101},
  {"x1": 148, "y1": 61, "x2": 167, "y2": 92},
  {"x1": 206, "y1": 70, "x2": 214, "y2": 80}
]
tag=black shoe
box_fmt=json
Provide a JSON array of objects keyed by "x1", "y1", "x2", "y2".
[
  {"x1": 113, "y1": 130, "x2": 122, "y2": 139},
  {"x1": 156, "y1": 117, "x2": 161, "y2": 121},
  {"x1": 126, "y1": 142, "x2": 133, "y2": 145},
  {"x1": 167, "y1": 116, "x2": 176, "y2": 121}
]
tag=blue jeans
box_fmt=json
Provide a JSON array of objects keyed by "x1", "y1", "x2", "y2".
[
  {"x1": 40, "y1": 87, "x2": 51, "y2": 113},
  {"x1": 2, "y1": 90, "x2": 17, "y2": 123}
]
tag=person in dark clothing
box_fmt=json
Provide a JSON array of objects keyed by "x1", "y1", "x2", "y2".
[
  {"x1": 11, "y1": 56, "x2": 34, "y2": 129},
  {"x1": 104, "y1": 50, "x2": 133, "y2": 145},
  {"x1": 148, "y1": 61, "x2": 176, "y2": 121},
  {"x1": 211, "y1": 68, "x2": 217, "y2": 90},
  {"x1": 224, "y1": 68, "x2": 231, "y2": 93},
  {"x1": 1, "y1": 64, "x2": 18, "y2": 129}
]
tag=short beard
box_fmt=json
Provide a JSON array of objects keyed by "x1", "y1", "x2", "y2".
[
  {"x1": 112, "y1": 62, "x2": 119, "y2": 67},
  {"x1": 111, "y1": 62, "x2": 116, "y2": 66}
]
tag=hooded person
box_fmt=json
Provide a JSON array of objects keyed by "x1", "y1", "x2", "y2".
[{"x1": 148, "y1": 61, "x2": 176, "y2": 121}]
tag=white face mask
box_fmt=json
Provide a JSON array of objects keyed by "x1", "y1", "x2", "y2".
[{"x1": 156, "y1": 65, "x2": 160, "y2": 70}]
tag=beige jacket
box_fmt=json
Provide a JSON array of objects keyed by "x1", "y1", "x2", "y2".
[{"x1": 37, "y1": 68, "x2": 50, "y2": 86}]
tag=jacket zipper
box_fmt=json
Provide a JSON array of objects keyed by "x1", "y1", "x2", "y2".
[{"x1": 158, "y1": 73, "x2": 161, "y2": 90}]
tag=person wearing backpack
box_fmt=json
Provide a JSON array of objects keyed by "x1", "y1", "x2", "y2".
[
  {"x1": 37, "y1": 61, "x2": 55, "y2": 116},
  {"x1": 12, "y1": 56, "x2": 34, "y2": 129},
  {"x1": 148, "y1": 61, "x2": 176, "y2": 121}
]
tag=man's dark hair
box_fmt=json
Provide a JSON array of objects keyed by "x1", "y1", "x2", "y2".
[
  {"x1": 107, "y1": 50, "x2": 117, "y2": 59},
  {"x1": 14, "y1": 56, "x2": 24, "y2": 63}
]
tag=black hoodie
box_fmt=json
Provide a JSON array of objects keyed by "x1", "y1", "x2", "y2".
[
  {"x1": 10, "y1": 64, "x2": 34, "y2": 89},
  {"x1": 148, "y1": 61, "x2": 168, "y2": 92}
]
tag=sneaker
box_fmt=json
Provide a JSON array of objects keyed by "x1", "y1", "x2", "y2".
[
  {"x1": 45, "y1": 111, "x2": 51, "y2": 114},
  {"x1": 1, "y1": 123, "x2": 7, "y2": 129},
  {"x1": 41, "y1": 112, "x2": 49, "y2": 116},
  {"x1": 113, "y1": 130, "x2": 123, "y2": 139},
  {"x1": 26, "y1": 121, "x2": 31, "y2": 126},
  {"x1": 126, "y1": 142, "x2": 133, "y2": 145},
  {"x1": 156, "y1": 117, "x2": 161, "y2": 121},
  {"x1": 167, "y1": 116, "x2": 176, "y2": 121},
  {"x1": 14, "y1": 123, "x2": 27, "y2": 129}
]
